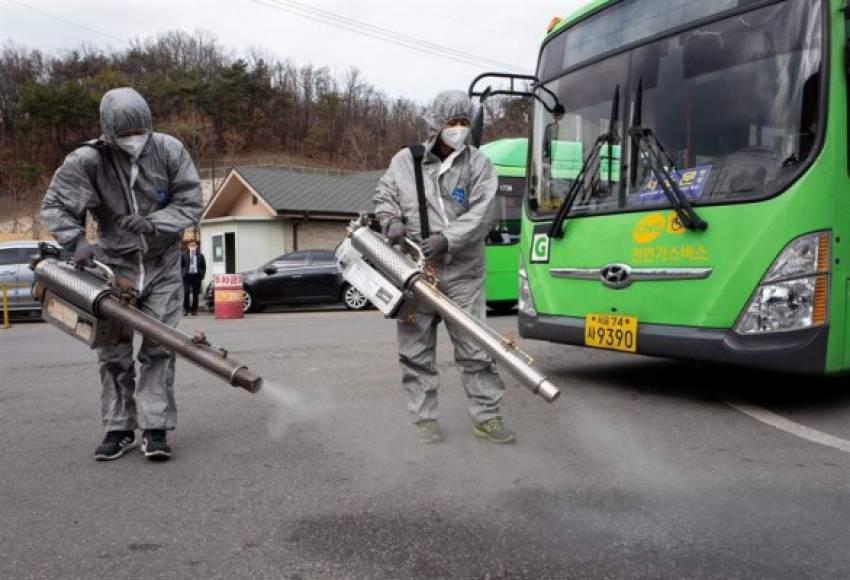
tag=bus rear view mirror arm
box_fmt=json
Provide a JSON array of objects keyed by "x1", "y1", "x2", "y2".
[{"x1": 468, "y1": 72, "x2": 565, "y2": 117}]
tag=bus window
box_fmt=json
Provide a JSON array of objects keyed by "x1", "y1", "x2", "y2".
[
  {"x1": 529, "y1": 51, "x2": 629, "y2": 218},
  {"x1": 529, "y1": 0, "x2": 823, "y2": 219},
  {"x1": 541, "y1": 0, "x2": 745, "y2": 80},
  {"x1": 628, "y1": 1, "x2": 822, "y2": 207},
  {"x1": 487, "y1": 176, "x2": 524, "y2": 246}
]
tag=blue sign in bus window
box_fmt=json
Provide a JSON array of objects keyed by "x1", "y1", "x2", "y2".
[{"x1": 636, "y1": 165, "x2": 712, "y2": 204}]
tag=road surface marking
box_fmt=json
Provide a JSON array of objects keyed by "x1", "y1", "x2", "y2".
[{"x1": 725, "y1": 398, "x2": 850, "y2": 454}]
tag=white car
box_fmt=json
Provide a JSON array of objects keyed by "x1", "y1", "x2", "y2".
[{"x1": 0, "y1": 241, "x2": 65, "y2": 318}]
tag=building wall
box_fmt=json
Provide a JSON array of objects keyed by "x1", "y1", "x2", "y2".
[
  {"x1": 204, "y1": 173, "x2": 274, "y2": 220},
  {"x1": 201, "y1": 218, "x2": 344, "y2": 291},
  {"x1": 200, "y1": 221, "x2": 232, "y2": 290},
  {"x1": 230, "y1": 189, "x2": 272, "y2": 217},
  {"x1": 199, "y1": 219, "x2": 284, "y2": 290},
  {"x1": 235, "y1": 220, "x2": 285, "y2": 272},
  {"x1": 282, "y1": 219, "x2": 348, "y2": 251}
]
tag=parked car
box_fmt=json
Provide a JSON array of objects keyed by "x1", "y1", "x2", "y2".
[
  {"x1": 205, "y1": 249, "x2": 369, "y2": 313},
  {"x1": 0, "y1": 240, "x2": 65, "y2": 318}
]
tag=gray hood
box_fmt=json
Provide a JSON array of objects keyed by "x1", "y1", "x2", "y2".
[
  {"x1": 99, "y1": 87, "x2": 153, "y2": 144},
  {"x1": 423, "y1": 90, "x2": 474, "y2": 136}
]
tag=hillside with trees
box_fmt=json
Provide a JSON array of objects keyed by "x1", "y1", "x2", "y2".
[{"x1": 0, "y1": 30, "x2": 530, "y2": 225}]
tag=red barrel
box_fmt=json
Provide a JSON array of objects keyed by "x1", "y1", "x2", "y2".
[{"x1": 214, "y1": 274, "x2": 244, "y2": 319}]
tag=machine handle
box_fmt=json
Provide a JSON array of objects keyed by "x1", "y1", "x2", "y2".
[
  {"x1": 89, "y1": 260, "x2": 116, "y2": 287},
  {"x1": 402, "y1": 237, "x2": 426, "y2": 270}
]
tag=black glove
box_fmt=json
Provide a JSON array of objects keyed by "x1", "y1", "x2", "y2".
[
  {"x1": 421, "y1": 234, "x2": 449, "y2": 260},
  {"x1": 385, "y1": 220, "x2": 407, "y2": 246},
  {"x1": 117, "y1": 214, "x2": 154, "y2": 235},
  {"x1": 72, "y1": 240, "x2": 97, "y2": 269}
]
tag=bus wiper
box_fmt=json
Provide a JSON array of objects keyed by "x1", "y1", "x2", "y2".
[
  {"x1": 629, "y1": 125, "x2": 708, "y2": 231},
  {"x1": 549, "y1": 85, "x2": 620, "y2": 239},
  {"x1": 628, "y1": 77, "x2": 706, "y2": 232}
]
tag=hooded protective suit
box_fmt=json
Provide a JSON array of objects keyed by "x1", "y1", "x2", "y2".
[
  {"x1": 41, "y1": 87, "x2": 203, "y2": 432},
  {"x1": 374, "y1": 90, "x2": 506, "y2": 424}
]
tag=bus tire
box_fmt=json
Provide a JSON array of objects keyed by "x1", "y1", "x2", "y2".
[{"x1": 488, "y1": 302, "x2": 517, "y2": 315}]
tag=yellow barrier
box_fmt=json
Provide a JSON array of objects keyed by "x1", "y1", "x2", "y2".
[{"x1": 1, "y1": 285, "x2": 9, "y2": 329}]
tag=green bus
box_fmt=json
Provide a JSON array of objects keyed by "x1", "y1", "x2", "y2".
[
  {"x1": 480, "y1": 138, "x2": 526, "y2": 312},
  {"x1": 478, "y1": 137, "x2": 612, "y2": 313},
  {"x1": 473, "y1": 0, "x2": 844, "y2": 373}
]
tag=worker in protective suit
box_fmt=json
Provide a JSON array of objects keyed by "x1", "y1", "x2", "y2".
[
  {"x1": 374, "y1": 90, "x2": 515, "y2": 444},
  {"x1": 41, "y1": 87, "x2": 203, "y2": 462}
]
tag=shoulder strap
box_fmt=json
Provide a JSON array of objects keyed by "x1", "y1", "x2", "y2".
[
  {"x1": 408, "y1": 144, "x2": 429, "y2": 239},
  {"x1": 77, "y1": 140, "x2": 132, "y2": 216}
]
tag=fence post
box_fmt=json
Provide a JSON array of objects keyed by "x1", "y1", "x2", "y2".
[{"x1": 2, "y1": 285, "x2": 9, "y2": 329}]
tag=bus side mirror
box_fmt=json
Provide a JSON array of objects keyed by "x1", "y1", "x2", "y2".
[
  {"x1": 471, "y1": 85, "x2": 492, "y2": 147},
  {"x1": 472, "y1": 107, "x2": 485, "y2": 147}
]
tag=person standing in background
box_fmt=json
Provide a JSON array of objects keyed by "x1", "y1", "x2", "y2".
[{"x1": 182, "y1": 240, "x2": 206, "y2": 316}]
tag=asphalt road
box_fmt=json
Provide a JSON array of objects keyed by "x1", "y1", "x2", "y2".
[{"x1": 2, "y1": 311, "x2": 850, "y2": 579}]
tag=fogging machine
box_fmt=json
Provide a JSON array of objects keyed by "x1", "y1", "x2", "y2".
[
  {"x1": 31, "y1": 244, "x2": 262, "y2": 393},
  {"x1": 336, "y1": 217, "x2": 560, "y2": 403}
]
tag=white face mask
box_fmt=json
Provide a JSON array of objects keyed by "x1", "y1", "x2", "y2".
[
  {"x1": 116, "y1": 134, "x2": 149, "y2": 160},
  {"x1": 440, "y1": 126, "x2": 470, "y2": 150}
]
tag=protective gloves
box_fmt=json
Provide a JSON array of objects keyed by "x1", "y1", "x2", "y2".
[
  {"x1": 72, "y1": 240, "x2": 97, "y2": 269},
  {"x1": 421, "y1": 234, "x2": 448, "y2": 260},
  {"x1": 385, "y1": 220, "x2": 407, "y2": 246},
  {"x1": 118, "y1": 214, "x2": 154, "y2": 235}
]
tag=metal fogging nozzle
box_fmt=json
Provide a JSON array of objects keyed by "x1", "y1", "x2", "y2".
[
  {"x1": 233, "y1": 368, "x2": 263, "y2": 393},
  {"x1": 536, "y1": 380, "x2": 561, "y2": 403}
]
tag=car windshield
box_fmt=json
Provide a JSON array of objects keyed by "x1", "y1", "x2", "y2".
[{"x1": 528, "y1": 0, "x2": 823, "y2": 219}]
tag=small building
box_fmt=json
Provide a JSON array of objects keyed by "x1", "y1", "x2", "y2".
[{"x1": 199, "y1": 165, "x2": 382, "y2": 287}]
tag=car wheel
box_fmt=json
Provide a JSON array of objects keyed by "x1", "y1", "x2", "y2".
[
  {"x1": 342, "y1": 284, "x2": 369, "y2": 310},
  {"x1": 243, "y1": 289, "x2": 257, "y2": 313}
]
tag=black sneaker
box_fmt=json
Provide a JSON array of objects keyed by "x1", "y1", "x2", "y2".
[
  {"x1": 141, "y1": 430, "x2": 172, "y2": 461},
  {"x1": 94, "y1": 430, "x2": 138, "y2": 461}
]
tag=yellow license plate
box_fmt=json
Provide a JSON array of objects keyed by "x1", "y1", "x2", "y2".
[{"x1": 584, "y1": 313, "x2": 638, "y2": 353}]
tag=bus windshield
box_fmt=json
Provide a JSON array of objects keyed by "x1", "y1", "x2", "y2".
[
  {"x1": 487, "y1": 176, "x2": 524, "y2": 246},
  {"x1": 528, "y1": 0, "x2": 823, "y2": 219}
]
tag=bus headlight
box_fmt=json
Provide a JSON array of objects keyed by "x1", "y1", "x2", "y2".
[
  {"x1": 734, "y1": 232, "x2": 829, "y2": 335},
  {"x1": 735, "y1": 276, "x2": 827, "y2": 334},
  {"x1": 518, "y1": 257, "x2": 537, "y2": 318}
]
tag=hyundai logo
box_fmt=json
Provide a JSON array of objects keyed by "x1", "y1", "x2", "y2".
[{"x1": 600, "y1": 263, "x2": 632, "y2": 289}]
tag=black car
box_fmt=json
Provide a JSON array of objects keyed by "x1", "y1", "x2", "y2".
[{"x1": 205, "y1": 249, "x2": 369, "y2": 313}]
